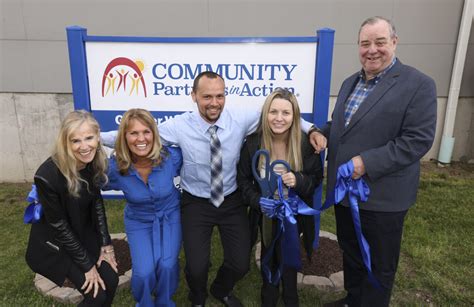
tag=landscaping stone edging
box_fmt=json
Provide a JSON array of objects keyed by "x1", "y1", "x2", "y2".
[
  {"x1": 36, "y1": 231, "x2": 344, "y2": 303},
  {"x1": 34, "y1": 233, "x2": 131, "y2": 305},
  {"x1": 255, "y1": 230, "x2": 344, "y2": 292}
]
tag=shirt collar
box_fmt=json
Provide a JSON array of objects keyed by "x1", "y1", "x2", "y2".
[
  {"x1": 359, "y1": 57, "x2": 397, "y2": 82},
  {"x1": 193, "y1": 108, "x2": 228, "y2": 134}
]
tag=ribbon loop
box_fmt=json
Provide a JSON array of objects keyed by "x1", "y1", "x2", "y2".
[
  {"x1": 257, "y1": 158, "x2": 381, "y2": 289},
  {"x1": 258, "y1": 176, "x2": 320, "y2": 285},
  {"x1": 23, "y1": 184, "x2": 43, "y2": 224},
  {"x1": 321, "y1": 160, "x2": 380, "y2": 289}
]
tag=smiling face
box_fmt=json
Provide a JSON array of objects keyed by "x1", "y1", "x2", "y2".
[
  {"x1": 125, "y1": 119, "x2": 154, "y2": 159},
  {"x1": 69, "y1": 121, "x2": 99, "y2": 170},
  {"x1": 358, "y1": 19, "x2": 398, "y2": 79},
  {"x1": 191, "y1": 76, "x2": 226, "y2": 124},
  {"x1": 267, "y1": 98, "x2": 294, "y2": 136}
]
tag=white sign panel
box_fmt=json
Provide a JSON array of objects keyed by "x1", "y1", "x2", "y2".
[{"x1": 86, "y1": 42, "x2": 317, "y2": 113}]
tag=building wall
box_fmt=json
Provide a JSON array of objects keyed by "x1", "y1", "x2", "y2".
[
  {"x1": 1, "y1": 0, "x2": 472, "y2": 96},
  {"x1": 1, "y1": 93, "x2": 472, "y2": 182}
]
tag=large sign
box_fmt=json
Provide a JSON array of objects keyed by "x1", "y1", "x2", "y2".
[
  {"x1": 66, "y1": 27, "x2": 335, "y2": 132},
  {"x1": 66, "y1": 27, "x2": 334, "y2": 201}
]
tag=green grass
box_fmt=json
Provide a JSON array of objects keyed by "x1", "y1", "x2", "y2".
[
  {"x1": 0, "y1": 163, "x2": 473, "y2": 306},
  {"x1": 393, "y1": 170, "x2": 474, "y2": 306}
]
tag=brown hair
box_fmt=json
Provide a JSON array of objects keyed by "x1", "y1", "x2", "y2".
[
  {"x1": 114, "y1": 108, "x2": 163, "y2": 175},
  {"x1": 192, "y1": 71, "x2": 225, "y2": 93}
]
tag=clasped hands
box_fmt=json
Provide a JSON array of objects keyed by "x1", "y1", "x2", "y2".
[{"x1": 81, "y1": 245, "x2": 118, "y2": 298}]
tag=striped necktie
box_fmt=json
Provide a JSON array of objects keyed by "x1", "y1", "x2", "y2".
[{"x1": 209, "y1": 125, "x2": 224, "y2": 207}]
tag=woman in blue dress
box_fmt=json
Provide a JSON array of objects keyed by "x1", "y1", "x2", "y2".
[{"x1": 103, "y1": 108, "x2": 182, "y2": 307}]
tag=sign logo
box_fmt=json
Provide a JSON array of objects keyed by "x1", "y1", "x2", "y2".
[{"x1": 101, "y1": 57, "x2": 147, "y2": 97}]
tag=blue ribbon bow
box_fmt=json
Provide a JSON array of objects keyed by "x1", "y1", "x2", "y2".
[
  {"x1": 321, "y1": 160, "x2": 381, "y2": 289},
  {"x1": 24, "y1": 184, "x2": 43, "y2": 224},
  {"x1": 259, "y1": 176, "x2": 320, "y2": 285}
]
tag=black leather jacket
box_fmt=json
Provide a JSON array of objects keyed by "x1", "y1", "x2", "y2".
[
  {"x1": 237, "y1": 133, "x2": 323, "y2": 258},
  {"x1": 25, "y1": 158, "x2": 111, "y2": 285}
]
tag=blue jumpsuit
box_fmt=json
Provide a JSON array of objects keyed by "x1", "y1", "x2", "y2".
[{"x1": 104, "y1": 147, "x2": 182, "y2": 307}]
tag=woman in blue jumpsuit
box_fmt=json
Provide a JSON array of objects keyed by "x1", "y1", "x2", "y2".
[{"x1": 103, "y1": 108, "x2": 182, "y2": 307}]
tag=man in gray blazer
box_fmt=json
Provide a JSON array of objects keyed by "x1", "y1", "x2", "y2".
[{"x1": 312, "y1": 16, "x2": 437, "y2": 307}]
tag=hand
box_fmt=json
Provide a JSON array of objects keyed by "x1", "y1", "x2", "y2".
[
  {"x1": 281, "y1": 172, "x2": 297, "y2": 188},
  {"x1": 82, "y1": 265, "x2": 105, "y2": 298},
  {"x1": 309, "y1": 131, "x2": 327, "y2": 153},
  {"x1": 97, "y1": 245, "x2": 118, "y2": 273},
  {"x1": 351, "y1": 155, "x2": 366, "y2": 179}
]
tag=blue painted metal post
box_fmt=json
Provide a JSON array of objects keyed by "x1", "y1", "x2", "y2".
[
  {"x1": 312, "y1": 28, "x2": 335, "y2": 248},
  {"x1": 66, "y1": 26, "x2": 91, "y2": 111},
  {"x1": 313, "y1": 28, "x2": 335, "y2": 128}
]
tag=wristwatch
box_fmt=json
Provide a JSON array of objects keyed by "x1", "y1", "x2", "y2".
[{"x1": 308, "y1": 125, "x2": 323, "y2": 135}]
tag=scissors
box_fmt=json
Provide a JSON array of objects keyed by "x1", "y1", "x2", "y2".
[{"x1": 252, "y1": 149, "x2": 291, "y2": 198}]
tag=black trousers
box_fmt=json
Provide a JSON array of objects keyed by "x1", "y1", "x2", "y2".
[
  {"x1": 335, "y1": 205, "x2": 408, "y2": 307},
  {"x1": 66, "y1": 261, "x2": 118, "y2": 307},
  {"x1": 260, "y1": 237, "x2": 299, "y2": 307},
  {"x1": 181, "y1": 190, "x2": 250, "y2": 305}
]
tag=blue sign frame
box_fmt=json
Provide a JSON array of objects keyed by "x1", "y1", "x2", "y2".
[
  {"x1": 66, "y1": 26, "x2": 335, "y2": 205},
  {"x1": 66, "y1": 26, "x2": 334, "y2": 128}
]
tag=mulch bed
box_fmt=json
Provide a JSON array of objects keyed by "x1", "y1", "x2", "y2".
[
  {"x1": 63, "y1": 236, "x2": 342, "y2": 288},
  {"x1": 299, "y1": 236, "x2": 343, "y2": 277},
  {"x1": 62, "y1": 239, "x2": 132, "y2": 289},
  {"x1": 112, "y1": 239, "x2": 132, "y2": 276}
]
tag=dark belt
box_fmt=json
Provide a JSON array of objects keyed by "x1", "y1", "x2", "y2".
[{"x1": 182, "y1": 189, "x2": 239, "y2": 203}]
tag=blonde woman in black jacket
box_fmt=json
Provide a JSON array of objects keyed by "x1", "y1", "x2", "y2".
[
  {"x1": 237, "y1": 88, "x2": 323, "y2": 307},
  {"x1": 25, "y1": 110, "x2": 118, "y2": 306}
]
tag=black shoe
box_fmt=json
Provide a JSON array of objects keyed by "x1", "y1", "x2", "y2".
[
  {"x1": 214, "y1": 293, "x2": 243, "y2": 307},
  {"x1": 323, "y1": 298, "x2": 348, "y2": 307}
]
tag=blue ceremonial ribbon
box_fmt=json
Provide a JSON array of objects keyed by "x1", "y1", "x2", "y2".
[
  {"x1": 23, "y1": 184, "x2": 43, "y2": 224},
  {"x1": 320, "y1": 160, "x2": 381, "y2": 289},
  {"x1": 312, "y1": 189, "x2": 322, "y2": 250},
  {"x1": 259, "y1": 176, "x2": 320, "y2": 285}
]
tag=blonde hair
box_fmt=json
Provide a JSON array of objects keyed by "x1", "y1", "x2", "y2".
[
  {"x1": 258, "y1": 88, "x2": 303, "y2": 171},
  {"x1": 52, "y1": 110, "x2": 108, "y2": 197},
  {"x1": 114, "y1": 108, "x2": 163, "y2": 175}
]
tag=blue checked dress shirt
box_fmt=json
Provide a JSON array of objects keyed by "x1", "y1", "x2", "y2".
[{"x1": 344, "y1": 58, "x2": 397, "y2": 127}]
